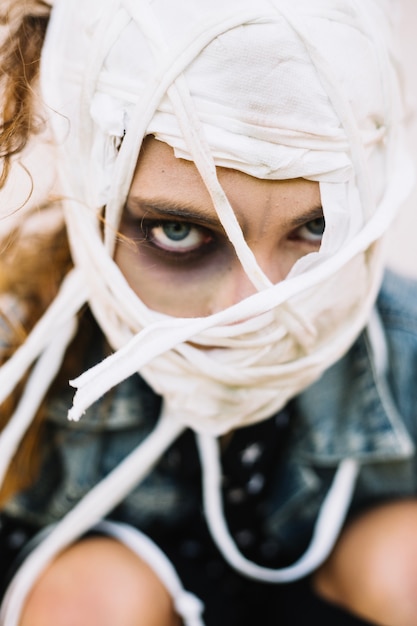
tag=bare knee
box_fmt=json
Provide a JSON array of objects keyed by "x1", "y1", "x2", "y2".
[
  {"x1": 313, "y1": 499, "x2": 417, "y2": 626},
  {"x1": 20, "y1": 536, "x2": 180, "y2": 626}
]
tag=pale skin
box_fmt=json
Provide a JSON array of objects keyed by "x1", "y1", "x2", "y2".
[
  {"x1": 20, "y1": 537, "x2": 180, "y2": 626},
  {"x1": 115, "y1": 136, "x2": 324, "y2": 317},
  {"x1": 20, "y1": 138, "x2": 417, "y2": 625},
  {"x1": 313, "y1": 500, "x2": 417, "y2": 626}
]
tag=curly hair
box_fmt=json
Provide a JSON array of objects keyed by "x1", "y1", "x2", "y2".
[
  {"x1": 0, "y1": 0, "x2": 50, "y2": 186},
  {"x1": 0, "y1": 1, "x2": 76, "y2": 503}
]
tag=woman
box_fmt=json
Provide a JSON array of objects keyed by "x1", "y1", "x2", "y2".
[{"x1": 0, "y1": 0, "x2": 417, "y2": 624}]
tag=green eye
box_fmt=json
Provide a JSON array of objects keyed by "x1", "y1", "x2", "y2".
[
  {"x1": 147, "y1": 221, "x2": 213, "y2": 253},
  {"x1": 305, "y1": 217, "x2": 325, "y2": 238},
  {"x1": 295, "y1": 216, "x2": 325, "y2": 243},
  {"x1": 161, "y1": 222, "x2": 192, "y2": 241}
]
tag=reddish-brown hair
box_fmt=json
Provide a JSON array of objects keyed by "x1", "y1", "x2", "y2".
[
  {"x1": 0, "y1": 1, "x2": 50, "y2": 186},
  {"x1": 0, "y1": 1, "x2": 74, "y2": 503}
]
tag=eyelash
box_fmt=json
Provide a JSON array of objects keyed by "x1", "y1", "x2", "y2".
[
  {"x1": 292, "y1": 216, "x2": 325, "y2": 243},
  {"x1": 126, "y1": 214, "x2": 325, "y2": 259},
  {"x1": 140, "y1": 219, "x2": 215, "y2": 256}
]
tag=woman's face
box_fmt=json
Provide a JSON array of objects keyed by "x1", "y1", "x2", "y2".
[{"x1": 115, "y1": 136, "x2": 323, "y2": 318}]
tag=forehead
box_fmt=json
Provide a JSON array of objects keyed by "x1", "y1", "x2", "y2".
[{"x1": 128, "y1": 136, "x2": 321, "y2": 228}]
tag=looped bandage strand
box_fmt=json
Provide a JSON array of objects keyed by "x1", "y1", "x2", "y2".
[{"x1": 0, "y1": 0, "x2": 414, "y2": 622}]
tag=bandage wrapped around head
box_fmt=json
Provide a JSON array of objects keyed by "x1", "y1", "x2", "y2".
[
  {"x1": 32, "y1": 0, "x2": 413, "y2": 435},
  {"x1": 0, "y1": 2, "x2": 415, "y2": 617}
]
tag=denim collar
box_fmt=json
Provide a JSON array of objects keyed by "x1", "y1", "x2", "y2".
[{"x1": 292, "y1": 330, "x2": 414, "y2": 465}]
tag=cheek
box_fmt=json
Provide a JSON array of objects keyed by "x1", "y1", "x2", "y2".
[
  {"x1": 114, "y1": 239, "x2": 232, "y2": 317},
  {"x1": 114, "y1": 229, "x2": 320, "y2": 318}
]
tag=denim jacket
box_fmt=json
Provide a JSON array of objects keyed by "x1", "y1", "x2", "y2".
[{"x1": 4, "y1": 270, "x2": 417, "y2": 560}]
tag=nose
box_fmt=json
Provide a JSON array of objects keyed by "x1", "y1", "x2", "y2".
[{"x1": 207, "y1": 256, "x2": 284, "y2": 315}]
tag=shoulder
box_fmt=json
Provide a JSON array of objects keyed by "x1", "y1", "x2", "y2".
[
  {"x1": 377, "y1": 269, "x2": 417, "y2": 334},
  {"x1": 375, "y1": 269, "x2": 417, "y2": 432}
]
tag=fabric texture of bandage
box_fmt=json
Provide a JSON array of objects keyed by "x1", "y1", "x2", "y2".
[
  {"x1": 31, "y1": 0, "x2": 412, "y2": 434},
  {"x1": 0, "y1": 1, "x2": 414, "y2": 622}
]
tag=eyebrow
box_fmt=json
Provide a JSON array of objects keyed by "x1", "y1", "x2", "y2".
[
  {"x1": 126, "y1": 197, "x2": 220, "y2": 228},
  {"x1": 287, "y1": 205, "x2": 324, "y2": 227},
  {"x1": 127, "y1": 196, "x2": 324, "y2": 231}
]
